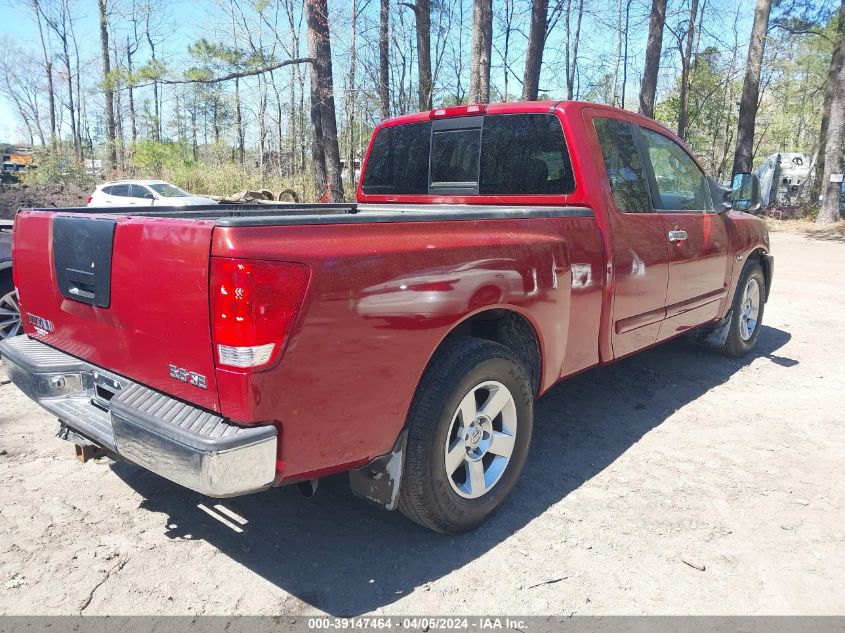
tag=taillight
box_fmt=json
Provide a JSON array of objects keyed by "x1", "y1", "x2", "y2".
[
  {"x1": 210, "y1": 258, "x2": 309, "y2": 370},
  {"x1": 86, "y1": 196, "x2": 93, "y2": 205}
]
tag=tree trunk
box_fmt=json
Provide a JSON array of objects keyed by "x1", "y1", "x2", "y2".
[
  {"x1": 379, "y1": 0, "x2": 390, "y2": 119},
  {"x1": 127, "y1": 38, "x2": 137, "y2": 148},
  {"x1": 677, "y1": 0, "x2": 699, "y2": 141},
  {"x1": 522, "y1": 0, "x2": 548, "y2": 101},
  {"x1": 32, "y1": 1, "x2": 57, "y2": 144},
  {"x1": 468, "y1": 0, "x2": 493, "y2": 103},
  {"x1": 306, "y1": 0, "x2": 345, "y2": 202},
  {"x1": 235, "y1": 76, "x2": 244, "y2": 165},
  {"x1": 565, "y1": 0, "x2": 584, "y2": 100},
  {"x1": 817, "y1": 4, "x2": 845, "y2": 224},
  {"x1": 639, "y1": 0, "x2": 667, "y2": 118},
  {"x1": 732, "y1": 0, "x2": 772, "y2": 175},
  {"x1": 98, "y1": 0, "x2": 117, "y2": 170},
  {"x1": 414, "y1": 0, "x2": 432, "y2": 110},
  {"x1": 814, "y1": 0, "x2": 845, "y2": 201},
  {"x1": 347, "y1": 0, "x2": 358, "y2": 187}
]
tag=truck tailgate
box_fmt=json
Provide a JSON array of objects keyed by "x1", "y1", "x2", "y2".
[{"x1": 13, "y1": 211, "x2": 220, "y2": 412}]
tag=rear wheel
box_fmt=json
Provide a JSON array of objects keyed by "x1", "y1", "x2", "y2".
[
  {"x1": 398, "y1": 336, "x2": 533, "y2": 534},
  {"x1": 718, "y1": 261, "x2": 766, "y2": 357},
  {"x1": 0, "y1": 275, "x2": 21, "y2": 340}
]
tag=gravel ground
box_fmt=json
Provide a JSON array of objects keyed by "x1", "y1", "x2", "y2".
[{"x1": 0, "y1": 230, "x2": 843, "y2": 616}]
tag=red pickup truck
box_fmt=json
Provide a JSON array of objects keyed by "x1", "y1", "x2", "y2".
[{"x1": 0, "y1": 101, "x2": 772, "y2": 534}]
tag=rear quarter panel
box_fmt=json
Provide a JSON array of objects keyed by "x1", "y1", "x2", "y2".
[{"x1": 212, "y1": 216, "x2": 604, "y2": 481}]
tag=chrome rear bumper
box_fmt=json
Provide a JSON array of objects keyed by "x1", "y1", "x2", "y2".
[{"x1": 0, "y1": 335, "x2": 277, "y2": 497}]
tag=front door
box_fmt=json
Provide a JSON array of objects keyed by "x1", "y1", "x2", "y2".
[
  {"x1": 636, "y1": 125, "x2": 730, "y2": 340},
  {"x1": 591, "y1": 115, "x2": 670, "y2": 359}
]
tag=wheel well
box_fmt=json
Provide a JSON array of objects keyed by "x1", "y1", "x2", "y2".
[
  {"x1": 447, "y1": 309, "x2": 542, "y2": 395},
  {"x1": 0, "y1": 266, "x2": 12, "y2": 292},
  {"x1": 749, "y1": 248, "x2": 772, "y2": 301}
]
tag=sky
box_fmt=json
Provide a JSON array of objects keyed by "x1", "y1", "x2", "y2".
[{"x1": 0, "y1": 0, "x2": 766, "y2": 145}]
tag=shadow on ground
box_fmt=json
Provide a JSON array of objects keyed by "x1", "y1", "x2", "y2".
[{"x1": 113, "y1": 326, "x2": 794, "y2": 616}]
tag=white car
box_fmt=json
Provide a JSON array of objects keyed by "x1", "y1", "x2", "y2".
[{"x1": 87, "y1": 180, "x2": 217, "y2": 207}]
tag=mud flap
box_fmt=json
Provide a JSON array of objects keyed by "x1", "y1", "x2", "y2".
[
  {"x1": 349, "y1": 430, "x2": 408, "y2": 510},
  {"x1": 696, "y1": 309, "x2": 732, "y2": 348}
]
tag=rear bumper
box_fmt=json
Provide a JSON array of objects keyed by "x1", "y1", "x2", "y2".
[{"x1": 0, "y1": 335, "x2": 277, "y2": 497}]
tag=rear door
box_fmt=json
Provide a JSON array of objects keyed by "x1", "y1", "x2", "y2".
[
  {"x1": 13, "y1": 211, "x2": 221, "y2": 411},
  {"x1": 108, "y1": 184, "x2": 131, "y2": 206},
  {"x1": 636, "y1": 125, "x2": 730, "y2": 340},
  {"x1": 589, "y1": 114, "x2": 669, "y2": 358}
]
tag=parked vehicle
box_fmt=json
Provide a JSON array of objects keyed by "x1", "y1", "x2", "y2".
[
  {"x1": 0, "y1": 102, "x2": 772, "y2": 534},
  {"x1": 87, "y1": 180, "x2": 217, "y2": 207},
  {"x1": 0, "y1": 220, "x2": 18, "y2": 340}
]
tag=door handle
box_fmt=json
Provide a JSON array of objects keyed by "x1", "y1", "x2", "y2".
[{"x1": 668, "y1": 230, "x2": 688, "y2": 242}]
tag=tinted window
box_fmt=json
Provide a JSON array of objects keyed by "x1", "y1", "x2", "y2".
[
  {"x1": 149, "y1": 183, "x2": 188, "y2": 197},
  {"x1": 430, "y1": 129, "x2": 481, "y2": 186},
  {"x1": 639, "y1": 127, "x2": 713, "y2": 211},
  {"x1": 130, "y1": 184, "x2": 154, "y2": 199},
  {"x1": 480, "y1": 114, "x2": 574, "y2": 194},
  {"x1": 101, "y1": 186, "x2": 113, "y2": 195},
  {"x1": 594, "y1": 118, "x2": 652, "y2": 213},
  {"x1": 110, "y1": 184, "x2": 131, "y2": 197},
  {"x1": 361, "y1": 121, "x2": 431, "y2": 194}
]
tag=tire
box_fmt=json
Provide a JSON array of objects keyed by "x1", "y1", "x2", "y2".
[
  {"x1": 0, "y1": 274, "x2": 21, "y2": 340},
  {"x1": 398, "y1": 336, "x2": 533, "y2": 534},
  {"x1": 719, "y1": 260, "x2": 766, "y2": 357}
]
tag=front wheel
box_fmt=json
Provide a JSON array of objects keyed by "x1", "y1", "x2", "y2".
[
  {"x1": 398, "y1": 336, "x2": 534, "y2": 534},
  {"x1": 718, "y1": 261, "x2": 766, "y2": 357}
]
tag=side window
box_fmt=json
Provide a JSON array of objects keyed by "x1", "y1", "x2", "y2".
[
  {"x1": 130, "y1": 184, "x2": 154, "y2": 199},
  {"x1": 594, "y1": 118, "x2": 652, "y2": 213},
  {"x1": 430, "y1": 127, "x2": 481, "y2": 192},
  {"x1": 479, "y1": 114, "x2": 575, "y2": 195},
  {"x1": 110, "y1": 184, "x2": 131, "y2": 197},
  {"x1": 101, "y1": 186, "x2": 113, "y2": 195},
  {"x1": 361, "y1": 121, "x2": 431, "y2": 195},
  {"x1": 639, "y1": 127, "x2": 713, "y2": 211}
]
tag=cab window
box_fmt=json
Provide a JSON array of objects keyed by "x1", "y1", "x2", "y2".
[
  {"x1": 593, "y1": 117, "x2": 652, "y2": 213},
  {"x1": 638, "y1": 127, "x2": 713, "y2": 211}
]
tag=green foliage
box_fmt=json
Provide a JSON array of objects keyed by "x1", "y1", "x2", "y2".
[
  {"x1": 20, "y1": 145, "x2": 96, "y2": 190},
  {"x1": 132, "y1": 140, "x2": 195, "y2": 178}
]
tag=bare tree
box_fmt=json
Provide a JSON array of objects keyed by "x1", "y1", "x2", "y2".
[
  {"x1": 379, "y1": 0, "x2": 391, "y2": 118},
  {"x1": 30, "y1": 1, "x2": 57, "y2": 144},
  {"x1": 469, "y1": 0, "x2": 493, "y2": 102},
  {"x1": 677, "y1": 0, "x2": 700, "y2": 141},
  {"x1": 523, "y1": 0, "x2": 548, "y2": 100},
  {"x1": 99, "y1": 0, "x2": 117, "y2": 169},
  {"x1": 403, "y1": 0, "x2": 433, "y2": 110},
  {"x1": 639, "y1": 0, "x2": 667, "y2": 118},
  {"x1": 732, "y1": 0, "x2": 772, "y2": 175},
  {"x1": 817, "y1": 0, "x2": 845, "y2": 224},
  {"x1": 306, "y1": 0, "x2": 344, "y2": 202},
  {"x1": 814, "y1": 0, "x2": 844, "y2": 201},
  {"x1": 564, "y1": 0, "x2": 585, "y2": 100}
]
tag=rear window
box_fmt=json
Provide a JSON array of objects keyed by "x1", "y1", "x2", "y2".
[
  {"x1": 361, "y1": 121, "x2": 431, "y2": 195},
  {"x1": 361, "y1": 113, "x2": 574, "y2": 196},
  {"x1": 480, "y1": 114, "x2": 574, "y2": 194}
]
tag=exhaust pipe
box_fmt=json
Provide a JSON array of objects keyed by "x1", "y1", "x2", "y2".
[{"x1": 296, "y1": 479, "x2": 319, "y2": 498}]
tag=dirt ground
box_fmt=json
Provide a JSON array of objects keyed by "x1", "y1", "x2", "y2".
[
  {"x1": 0, "y1": 184, "x2": 89, "y2": 220},
  {"x1": 0, "y1": 229, "x2": 843, "y2": 616}
]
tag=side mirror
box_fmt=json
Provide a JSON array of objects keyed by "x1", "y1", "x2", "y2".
[{"x1": 730, "y1": 172, "x2": 762, "y2": 213}]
